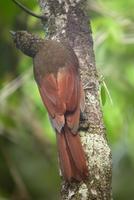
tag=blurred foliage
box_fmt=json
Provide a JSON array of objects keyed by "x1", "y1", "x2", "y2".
[
  {"x1": 0, "y1": 0, "x2": 134, "y2": 199},
  {"x1": 88, "y1": 0, "x2": 134, "y2": 199}
]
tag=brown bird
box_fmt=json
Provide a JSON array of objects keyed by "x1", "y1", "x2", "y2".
[{"x1": 11, "y1": 31, "x2": 88, "y2": 182}]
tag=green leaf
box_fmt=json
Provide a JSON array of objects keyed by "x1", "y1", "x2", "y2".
[{"x1": 101, "y1": 83, "x2": 107, "y2": 105}]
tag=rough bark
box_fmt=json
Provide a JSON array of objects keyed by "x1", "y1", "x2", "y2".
[{"x1": 39, "y1": 0, "x2": 112, "y2": 199}]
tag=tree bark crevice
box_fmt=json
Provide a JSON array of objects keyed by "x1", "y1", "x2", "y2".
[{"x1": 39, "y1": 0, "x2": 112, "y2": 199}]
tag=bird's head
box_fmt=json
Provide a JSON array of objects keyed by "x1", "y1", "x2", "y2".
[{"x1": 10, "y1": 30, "x2": 44, "y2": 57}]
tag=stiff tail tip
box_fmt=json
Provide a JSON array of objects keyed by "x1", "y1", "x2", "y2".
[{"x1": 56, "y1": 127, "x2": 88, "y2": 182}]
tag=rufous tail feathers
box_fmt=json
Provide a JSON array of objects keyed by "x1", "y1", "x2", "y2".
[{"x1": 56, "y1": 126, "x2": 88, "y2": 182}]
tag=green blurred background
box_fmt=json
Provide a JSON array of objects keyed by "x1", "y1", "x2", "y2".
[{"x1": 0, "y1": 0, "x2": 134, "y2": 199}]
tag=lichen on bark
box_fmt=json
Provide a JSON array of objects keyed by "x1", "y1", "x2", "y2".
[{"x1": 39, "y1": 0, "x2": 112, "y2": 199}]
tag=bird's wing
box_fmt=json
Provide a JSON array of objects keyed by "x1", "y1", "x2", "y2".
[{"x1": 36, "y1": 65, "x2": 83, "y2": 133}]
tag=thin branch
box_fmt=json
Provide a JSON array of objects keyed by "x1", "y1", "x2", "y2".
[{"x1": 11, "y1": 0, "x2": 47, "y2": 21}]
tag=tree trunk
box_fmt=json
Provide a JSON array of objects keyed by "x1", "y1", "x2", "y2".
[{"x1": 39, "y1": 0, "x2": 112, "y2": 199}]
